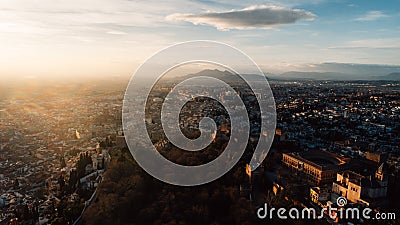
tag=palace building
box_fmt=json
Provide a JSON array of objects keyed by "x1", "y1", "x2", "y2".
[{"x1": 282, "y1": 150, "x2": 350, "y2": 185}]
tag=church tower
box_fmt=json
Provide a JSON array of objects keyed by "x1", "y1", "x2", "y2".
[{"x1": 375, "y1": 162, "x2": 388, "y2": 187}]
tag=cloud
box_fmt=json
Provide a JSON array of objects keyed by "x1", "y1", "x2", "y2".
[
  {"x1": 328, "y1": 38, "x2": 400, "y2": 50},
  {"x1": 166, "y1": 5, "x2": 316, "y2": 30},
  {"x1": 106, "y1": 30, "x2": 127, "y2": 35},
  {"x1": 355, "y1": 11, "x2": 388, "y2": 21}
]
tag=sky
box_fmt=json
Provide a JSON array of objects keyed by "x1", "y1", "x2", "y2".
[{"x1": 1, "y1": 0, "x2": 399, "y2": 80}]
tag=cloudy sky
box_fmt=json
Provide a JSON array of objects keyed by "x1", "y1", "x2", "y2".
[{"x1": 1, "y1": 0, "x2": 399, "y2": 79}]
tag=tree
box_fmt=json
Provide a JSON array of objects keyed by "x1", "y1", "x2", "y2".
[
  {"x1": 14, "y1": 179, "x2": 19, "y2": 189},
  {"x1": 60, "y1": 156, "x2": 66, "y2": 168},
  {"x1": 58, "y1": 175, "x2": 65, "y2": 192}
]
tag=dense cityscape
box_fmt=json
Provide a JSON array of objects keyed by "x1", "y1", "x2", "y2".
[
  {"x1": 0, "y1": 81, "x2": 124, "y2": 224},
  {"x1": 0, "y1": 72, "x2": 399, "y2": 224}
]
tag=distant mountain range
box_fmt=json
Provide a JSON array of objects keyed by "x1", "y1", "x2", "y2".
[
  {"x1": 268, "y1": 71, "x2": 400, "y2": 80},
  {"x1": 179, "y1": 69, "x2": 400, "y2": 81},
  {"x1": 381, "y1": 72, "x2": 400, "y2": 80},
  {"x1": 176, "y1": 69, "x2": 270, "y2": 83},
  {"x1": 266, "y1": 63, "x2": 400, "y2": 80}
]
